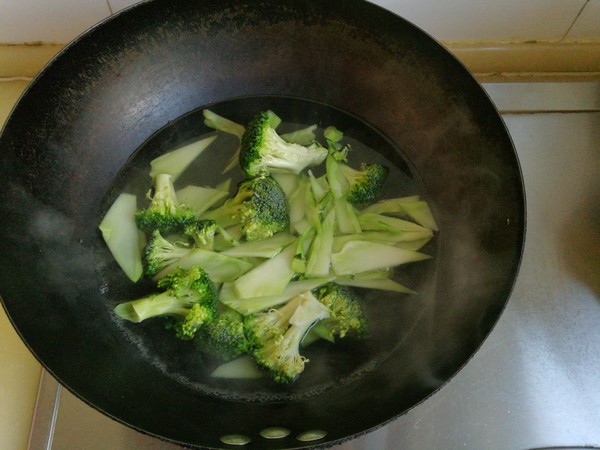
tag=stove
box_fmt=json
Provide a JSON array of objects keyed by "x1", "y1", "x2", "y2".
[{"x1": 26, "y1": 81, "x2": 600, "y2": 449}]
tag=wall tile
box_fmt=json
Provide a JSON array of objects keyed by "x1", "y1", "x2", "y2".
[
  {"x1": 0, "y1": 0, "x2": 596, "y2": 45},
  {"x1": 566, "y1": 0, "x2": 600, "y2": 39},
  {"x1": 0, "y1": 0, "x2": 111, "y2": 44},
  {"x1": 372, "y1": 0, "x2": 588, "y2": 41}
]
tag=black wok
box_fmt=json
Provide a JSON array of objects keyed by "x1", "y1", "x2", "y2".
[{"x1": 0, "y1": 0, "x2": 525, "y2": 448}]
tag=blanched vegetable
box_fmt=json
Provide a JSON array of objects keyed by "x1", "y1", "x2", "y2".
[
  {"x1": 104, "y1": 108, "x2": 437, "y2": 385},
  {"x1": 99, "y1": 193, "x2": 144, "y2": 282}
]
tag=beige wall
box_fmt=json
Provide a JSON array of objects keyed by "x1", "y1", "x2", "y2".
[{"x1": 0, "y1": 0, "x2": 599, "y2": 44}]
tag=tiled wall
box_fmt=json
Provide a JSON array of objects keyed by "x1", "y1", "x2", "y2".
[{"x1": 0, "y1": 0, "x2": 599, "y2": 44}]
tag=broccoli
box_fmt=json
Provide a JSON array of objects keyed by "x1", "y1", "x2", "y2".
[
  {"x1": 313, "y1": 283, "x2": 369, "y2": 339},
  {"x1": 114, "y1": 265, "x2": 218, "y2": 340},
  {"x1": 239, "y1": 111, "x2": 328, "y2": 177},
  {"x1": 142, "y1": 230, "x2": 192, "y2": 278},
  {"x1": 195, "y1": 306, "x2": 249, "y2": 362},
  {"x1": 201, "y1": 175, "x2": 290, "y2": 241},
  {"x1": 244, "y1": 292, "x2": 330, "y2": 383},
  {"x1": 135, "y1": 173, "x2": 196, "y2": 235},
  {"x1": 184, "y1": 219, "x2": 219, "y2": 250},
  {"x1": 326, "y1": 150, "x2": 389, "y2": 205}
]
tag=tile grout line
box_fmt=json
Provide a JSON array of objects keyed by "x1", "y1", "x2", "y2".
[
  {"x1": 560, "y1": 0, "x2": 589, "y2": 42},
  {"x1": 0, "y1": 77, "x2": 33, "y2": 82}
]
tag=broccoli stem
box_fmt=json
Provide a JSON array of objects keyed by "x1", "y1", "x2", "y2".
[
  {"x1": 305, "y1": 208, "x2": 336, "y2": 278},
  {"x1": 335, "y1": 271, "x2": 417, "y2": 294},
  {"x1": 232, "y1": 243, "x2": 296, "y2": 299},
  {"x1": 333, "y1": 197, "x2": 361, "y2": 234},
  {"x1": 220, "y1": 232, "x2": 295, "y2": 258},
  {"x1": 358, "y1": 212, "x2": 434, "y2": 236},
  {"x1": 99, "y1": 193, "x2": 145, "y2": 282},
  {"x1": 176, "y1": 184, "x2": 229, "y2": 217},
  {"x1": 280, "y1": 124, "x2": 318, "y2": 146},
  {"x1": 220, "y1": 276, "x2": 334, "y2": 315},
  {"x1": 331, "y1": 240, "x2": 430, "y2": 275},
  {"x1": 203, "y1": 109, "x2": 245, "y2": 140},
  {"x1": 155, "y1": 248, "x2": 253, "y2": 283},
  {"x1": 149, "y1": 135, "x2": 217, "y2": 181},
  {"x1": 115, "y1": 292, "x2": 191, "y2": 323}
]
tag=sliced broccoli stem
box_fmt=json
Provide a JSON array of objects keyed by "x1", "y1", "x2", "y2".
[
  {"x1": 99, "y1": 193, "x2": 145, "y2": 282},
  {"x1": 331, "y1": 240, "x2": 430, "y2": 275},
  {"x1": 203, "y1": 109, "x2": 246, "y2": 140},
  {"x1": 220, "y1": 276, "x2": 334, "y2": 315},
  {"x1": 155, "y1": 248, "x2": 254, "y2": 283},
  {"x1": 305, "y1": 208, "x2": 336, "y2": 278},
  {"x1": 115, "y1": 292, "x2": 190, "y2": 322},
  {"x1": 232, "y1": 243, "x2": 296, "y2": 299},
  {"x1": 149, "y1": 135, "x2": 217, "y2": 181}
]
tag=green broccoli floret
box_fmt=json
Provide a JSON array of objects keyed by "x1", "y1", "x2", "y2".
[
  {"x1": 195, "y1": 306, "x2": 249, "y2": 362},
  {"x1": 239, "y1": 111, "x2": 328, "y2": 177},
  {"x1": 326, "y1": 150, "x2": 389, "y2": 205},
  {"x1": 244, "y1": 292, "x2": 330, "y2": 383},
  {"x1": 135, "y1": 173, "x2": 196, "y2": 234},
  {"x1": 313, "y1": 283, "x2": 369, "y2": 339},
  {"x1": 142, "y1": 230, "x2": 192, "y2": 278},
  {"x1": 184, "y1": 219, "x2": 218, "y2": 249},
  {"x1": 114, "y1": 265, "x2": 218, "y2": 340},
  {"x1": 201, "y1": 175, "x2": 290, "y2": 241}
]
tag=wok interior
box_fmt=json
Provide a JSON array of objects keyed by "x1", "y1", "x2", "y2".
[{"x1": 0, "y1": 0, "x2": 524, "y2": 448}]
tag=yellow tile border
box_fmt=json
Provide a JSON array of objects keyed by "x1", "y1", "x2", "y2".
[
  {"x1": 446, "y1": 41, "x2": 600, "y2": 81},
  {"x1": 1, "y1": 41, "x2": 599, "y2": 81},
  {"x1": 0, "y1": 44, "x2": 63, "y2": 78}
]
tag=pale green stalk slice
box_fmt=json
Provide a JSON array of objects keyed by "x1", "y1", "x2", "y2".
[
  {"x1": 176, "y1": 184, "x2": 229, "y2": 216},
  {"x1": 335, "y1": 274, "x2": 416, "y2": 294},
  {"x1": 331, "y1": 240, "x2": 430, "y2": 275},
  {"x1": 155, "y1": 248, "x2": 253, "y2": 283},
  {"x1": 211, "y1": 355, "x2": 263, "y2": 379},
  {"x1": 220, "y1": 232, "x2": 296, "y2": 258},
  {"x1": 149, "y1": 135, "x2": 217, "y2": 181},
  {"x1": 99, "y1": 193, "x2": 144, "y2": 282},
  {"x1": 232, "y1": 243, "x2": 296, "y2": 299},
  {"x1": 220, "y1": 277, "x2": 333, "y2": 315},
  {"x1": 280, "y1": 124, "x2": 317, "y2": 145}
]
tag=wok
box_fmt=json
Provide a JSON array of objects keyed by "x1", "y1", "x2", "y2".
[{"x1": 0, "y1": 0, "x2": 525, "y2": 448}]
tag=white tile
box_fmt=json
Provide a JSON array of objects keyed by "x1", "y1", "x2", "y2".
[
  {"x1": 0, "y1": 0, "x2": 111, "y2": 44},
  {"x1": 108, "y1": 0, "x2": 142, "y2": 14},
  {"x1": 567, "y1": 0, "x2": 600, "y2": 39},
  {"x1": 482, "y1": 82, "x2": 600, "y2": 112},
  {"x1": 372, "y1": 0, "x2": 588, "y2": 41}
]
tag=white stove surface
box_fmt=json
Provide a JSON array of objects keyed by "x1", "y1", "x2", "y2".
[{"x1": 28, "y1": 82, "x2": 600, "y2": 450}]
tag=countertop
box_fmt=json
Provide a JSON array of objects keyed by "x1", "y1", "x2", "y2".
[{"x1": 2, "y1": 65, "x2": 600, "y2": 449}]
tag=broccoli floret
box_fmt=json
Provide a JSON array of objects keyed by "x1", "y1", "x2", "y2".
[
  {"x1": 326, "y1": 150, "x2": 389, "y2": 205},
  {"x1": 135, "y1": 173, "x2": 196, "y2": 234},
  {"x1": 343, "y1": 163, "x2": 389, "y2": 205},
  {"x1": 201, "y1": 175, "x2": 290, "y2": 241},
  {"x1": 195, "y1": 306, "x2": 249, "y2": 362},
  {"x1": 114, "y1": 265, "x2": 218, "y2": 340},
  {"x1": 142, "y1": 230, "x2": 192, "y2": 278},
  {"x1": 239, "y1": 111, "x2": 327, "y2": 177},
  {"x1": 244, "y1": 292, "x2": 330, "y2": 383},
  {"x1": 313, "y1": 283, "x2": 369, "y2": 339},
  {"x1": 184, "y1": 219, "x2": 218, "y2": 249}
]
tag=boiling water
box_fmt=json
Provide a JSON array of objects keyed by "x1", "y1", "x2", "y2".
[{"x1": 96, "y1": 96, "x2": 437, "y2": 402}]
